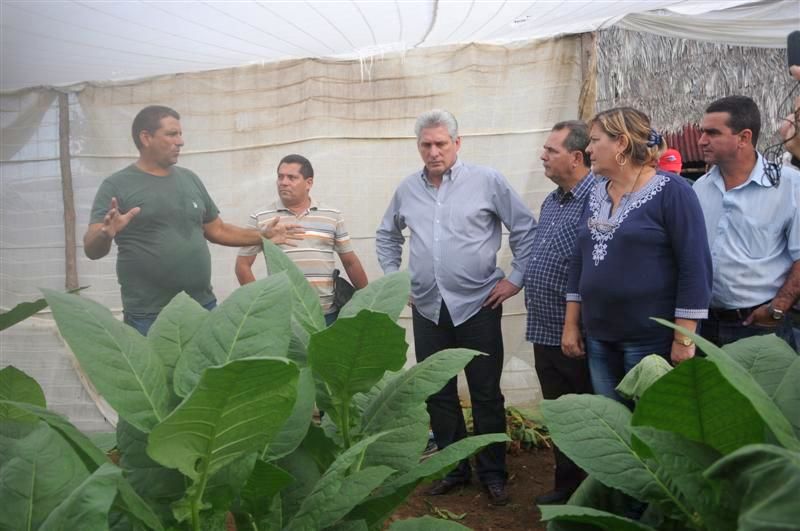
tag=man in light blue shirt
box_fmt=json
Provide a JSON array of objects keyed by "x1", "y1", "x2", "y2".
[
  {"x1": 376, "y1": 109, "x2": 536, "y2": 505},
  {"x1": 693, "y1": 95, "x2": 799, "y2": 348}
]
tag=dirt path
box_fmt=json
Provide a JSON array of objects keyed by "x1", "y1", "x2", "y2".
[{"x1": 390, "y1": 449, "x2": 554, "y2": 530}]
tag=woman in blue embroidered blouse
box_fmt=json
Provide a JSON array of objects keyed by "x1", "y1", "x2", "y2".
[{"x1": 562, "y1": 107, "x2": 712, "y2": 403}]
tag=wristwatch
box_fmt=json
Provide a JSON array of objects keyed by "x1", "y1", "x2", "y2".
[
  {"x1": 767, "y1": 304, "x2": 785, "y2": 321},
  {"x1": 674, "y1": 336, "x2": 694, "y2": 347}
]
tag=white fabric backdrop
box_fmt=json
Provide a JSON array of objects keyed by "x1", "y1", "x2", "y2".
[{"x1": 1, "y1": 37, "x2": 583, "y2": 430}]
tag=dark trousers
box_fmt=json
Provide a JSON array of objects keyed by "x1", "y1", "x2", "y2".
[
  {"x1": 533, "y1": 343, "x2": 592, "y2": 490},
  {"x1": 700, "y1": 315, "x2": 796, "y2": 350},
  {"x1": 412, "y1": 301, "x2": 506, "y2": 485}
]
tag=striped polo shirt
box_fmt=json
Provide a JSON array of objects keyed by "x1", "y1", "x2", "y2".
[{"x1": 239, "y1": 198, "x2": 353, "y2": 314}]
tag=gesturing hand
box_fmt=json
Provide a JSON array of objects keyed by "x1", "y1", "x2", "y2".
[
  {"x1": 102, "y1": 197, "x2": 140, "y2": 238},
  {"x1": 260, "y1": 217, "x2": 305, "y2": 247}
]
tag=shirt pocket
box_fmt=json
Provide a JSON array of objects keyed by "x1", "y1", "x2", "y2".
[{"x1": 739, "y1": 214, "x2": 781, "y2": 258}]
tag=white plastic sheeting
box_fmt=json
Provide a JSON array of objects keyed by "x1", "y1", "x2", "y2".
[
  {"x1": 1, "y1": 37, "x2": 583, "y2": 430},
  {"x1": 2, "y1": 0, "x2": 796, "y2": 92}
]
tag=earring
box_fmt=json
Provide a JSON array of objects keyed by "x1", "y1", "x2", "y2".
[{"x1": 615, "y1": 152, "x2": 627, "y2": 167}]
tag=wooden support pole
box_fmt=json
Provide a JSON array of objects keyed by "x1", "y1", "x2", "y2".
[
  {"x1": 58, "y1": 91, "x2": 78, "y2": 290},
  {"x1": 578, "y1": 32, "x2": 598, "y2": 122}
]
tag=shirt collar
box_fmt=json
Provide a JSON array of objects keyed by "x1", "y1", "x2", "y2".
[
  {"x1": 420, "y1": 158, "x2": 462, "y2": 185},
  {"x1": 709, "y1": 152, "x2": 771, "y2": 191},
  {"x1": 275, "y1": 196, "x2": 317, "y2": 214}
]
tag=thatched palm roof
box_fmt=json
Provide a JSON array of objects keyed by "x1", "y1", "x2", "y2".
[{"x1": 596, "y1": 27, "x2": 792, "y2": 151}]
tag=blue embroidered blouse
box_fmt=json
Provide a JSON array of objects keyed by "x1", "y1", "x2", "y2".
[{"x1": 566, "y1": 172, "x2": 712, "y2": 341}]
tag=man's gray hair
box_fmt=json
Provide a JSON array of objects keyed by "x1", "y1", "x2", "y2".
[{"x1": 414, "y1": 109, "x2": 459, "y2": 141}]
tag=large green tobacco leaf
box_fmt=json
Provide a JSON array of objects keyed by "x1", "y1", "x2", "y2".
[
  {"x1": 389, "y1": 516, "x2": 471, "y2": 530},
  {"x1": 239, "y1": 459, "x2": 294, "y2": 527},
  {"x1": 38, "y1": 462, "x2": 122, "y2": 531},
  {"x1": 148, "y1": 358, "x2": 298, "y2": 512},
  {"x1": 262, "y1": 239, "x2": 326, "y2": 335},
  {"x1": 540, "y1": 505, "x2": 657, "y2": 531},
  {"x1": 0, "y1": 365, "x2": 46, "y2": 423},
  {"x1": 148, "y1": 292, "x2": 208, "y2": 403},
  {"x1": 632, "y1": 357, "x2": 763, "y2": 455},
  {"x1": 378, "y1": 432, "x2": 509, "y2": 493},
  {"x1": 0, "y1": 286, "x2": 86, "y2": 331},
  {"x1": 173, "y1": 275, "x2": 293, "y2": 397},
  {"x1": 42, "y1": 289, "x2": 169, "y2": 433},
  {"x1": 540, "y1": 395, "x2": 693, "y2": 520},
  {"x1": 117, "y1": 419, "x2": 186, "y2": 524},
  {"x1": 0, "y1": 422, "x2": 91, "y2": 531},
  {"x1": 339, "y1": 271, "x2": 410, "y2": 322},
  {"x1": 723, "y1": 334, "x2": 800, "y2": 439},
  {"x1": 616, "y1": 354, "x2": 672, "y2": 401},
  {"x1": 286, "y1": 432, "x2": 395, "y2": 530},
  {"x1": 359, "y1": 349, "x2": 481, "y2": 475},
  {"x1": 277, "y1": 445, "x2": 323, "y2": 523},
  {"x1": 632, "y1": 426, "x2": 733, "y2": 530},
  {"x1": 262, "y1": 367, "x2": 315, "y2": 461},
  {"x1": 545, "y1": 476, "x2": 630, "y2": 531},
  {"x1": 705, "y1": 444, "x2": 800, "y2": 530},
  {"x1": 309, "y1": 310, "x2": 407, "y2": 406},
  {"x1": 653, "y1": 319, "x2": 800, "y2": 451},
  {"x1": 1, "y1": 400, "x2": 108, "y2": 472}
]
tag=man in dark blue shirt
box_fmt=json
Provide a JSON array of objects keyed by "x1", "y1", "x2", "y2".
[{"x1": 524, "y1": 121, "x2": 593, "y2": 505}]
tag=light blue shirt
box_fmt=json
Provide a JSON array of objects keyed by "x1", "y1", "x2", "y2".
[
  {"x1": 693, "y1": 153, "x2": 800, "y2": 309},
  {"x1": 376, "y1": 159, "x2": 537, "y2": 326}
]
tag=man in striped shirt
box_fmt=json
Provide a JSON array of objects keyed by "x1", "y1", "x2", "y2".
[{"x1": 236, "y1": 154, "x2": 368, "y2": 324}]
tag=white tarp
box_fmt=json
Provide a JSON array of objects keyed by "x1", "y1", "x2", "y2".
[{"x1": 2, "y1": 0, "x2": 796, "y2": 92}]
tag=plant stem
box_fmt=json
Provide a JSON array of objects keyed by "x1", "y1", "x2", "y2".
[{"x1": 340, "y1": 399, "x2": 352, "y2": 449}]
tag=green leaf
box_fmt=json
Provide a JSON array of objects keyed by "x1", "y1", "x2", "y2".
[
  {"x1": 339, "y1": 271, "x2": 410, "y2": 322},
  {"x1": 239, "y1": 460, "x2": 294, "y2": 526},
  {"x1": 0, "y1": 422, "x2": 91, "y2": 531},
  {"x1": 328, "y1": 519, "x2": 369, "y2": 531},
  {"x1": 0, "y1": 287, "x2": 86, "y2": 331},
  {"x1": 632, "y1": 426, "x2": 733, "y2": 530},
  {"x1": 389, "y1": 515, "x2": 472, "y2": 530},
  {"x1": 1, "y1": 401, "x2": 108, "y2": 472},
  {"x1": 723, "y1": 334, "x2": 800, "y2": 439},
  {"x1": 652, "y1": 319, "x2": 800, "y2": 451},
  {"x1": 38, "y1": 462, "x2": 122, "y2": 531},
  {"x1": 262, "y1": 367, "x2": 315, "y2": 461},
  {"x1": 540, "y1": 505, "x2": 657, "y2": 531},
  {"x1": 632, "y1": 357, "x2": 764, "y2": 455},
  {"x1": 309, "y1": 309, "x2": 407, "y2": 405},
  {"x1": 705, "y1": 444, "x2": 800, "y2": 531},
  {"x1": 113, "y1": 478, "x2": 166, "y2": 531},
  {"x1": 42, "y1": 288, "x2": 170, "y2": 433},
  {"x1": 360, "y1": 349, "x2": 481, "y2": 475},
  {"x1": 381, "y1": 433, "x2": 509, "y2": 493},
  {"x1": 148, "y1": 292, "x2": 209, "y2": 405},
  {"x1": 616, "y1": 354, "x2": 672, "y2": 401},
  {"x1": 345, "y1": 482, "x2": 418, "y2": 530},
  {"x1": 173, "y1": 275, "x2": 294, "y2": 397},
  {"x1": 117, "y1": 418, "x2": 186, "y2": 524},
  {"x1": 88, "y1": 431, "x2": 117, "y2": 452},
  {"x1": 540, "y1": 395, "x2": 693, "y2": 520},
  {"x1": 148, "y1": 358, "x2": 298, "y2": 504},
  {"x1": 262, "y1": 239, "x2": 326, "y2": 334},
  {"x1": 286, "y1": 432, "x2": 395, "y2": 530},
  {"x1": 203, "y1": 453, "x2": 258, "y2": 512},
  {"x1": 276, "y1": 445, "x2": 323, "y2": 522},
  {"x1": 0, "y1": 365, "x2": 46, "y2": 423}
]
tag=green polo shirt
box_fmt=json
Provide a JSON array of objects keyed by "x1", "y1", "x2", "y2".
[{"x1": 90, "y1": 164, "x2": 219, "y2": 315}]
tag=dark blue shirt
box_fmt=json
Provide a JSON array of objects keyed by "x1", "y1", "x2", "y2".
[
  {"x1": 524, "y1": 173, "x2": 594, "y2": 346},
  {"x1": 566, "y1": 172, "x2": 712, "y2": 341}
]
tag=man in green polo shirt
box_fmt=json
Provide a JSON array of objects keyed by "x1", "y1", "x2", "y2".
[
  {"x1": 84, "y1": 105, "x2": 302, "y2": 335},
  {"x1": 235, "y1": 154, "x2": 368, "y2": 325}
]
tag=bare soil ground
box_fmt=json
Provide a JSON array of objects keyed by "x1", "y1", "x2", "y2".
[{"x1": 389, "y1": 448, "x2": 554, "y2": 530}]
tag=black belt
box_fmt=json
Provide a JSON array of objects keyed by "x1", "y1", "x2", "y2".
[{"x1": 708, "y1": 304, "x2": 765, "y2": 322}]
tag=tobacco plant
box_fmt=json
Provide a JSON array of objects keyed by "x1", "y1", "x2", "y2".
[
  {"x1": 0, "y1": 240, "x2": 501, "y2": 530},
  {"x1": 539, "y1": 322, "x2": 800, "y2": 531}
]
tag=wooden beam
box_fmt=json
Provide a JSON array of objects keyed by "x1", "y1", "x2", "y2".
[
  {"x1": 58, "y1": 91, "x2": 78, "y2": 290},
  {"x1": 578, "y1": 32, "x2": 598, "y2": 122}
]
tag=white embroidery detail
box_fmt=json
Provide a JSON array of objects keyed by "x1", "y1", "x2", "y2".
[{"x1": 587, "y1": 175, "x2": 670, "y2": 265}]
